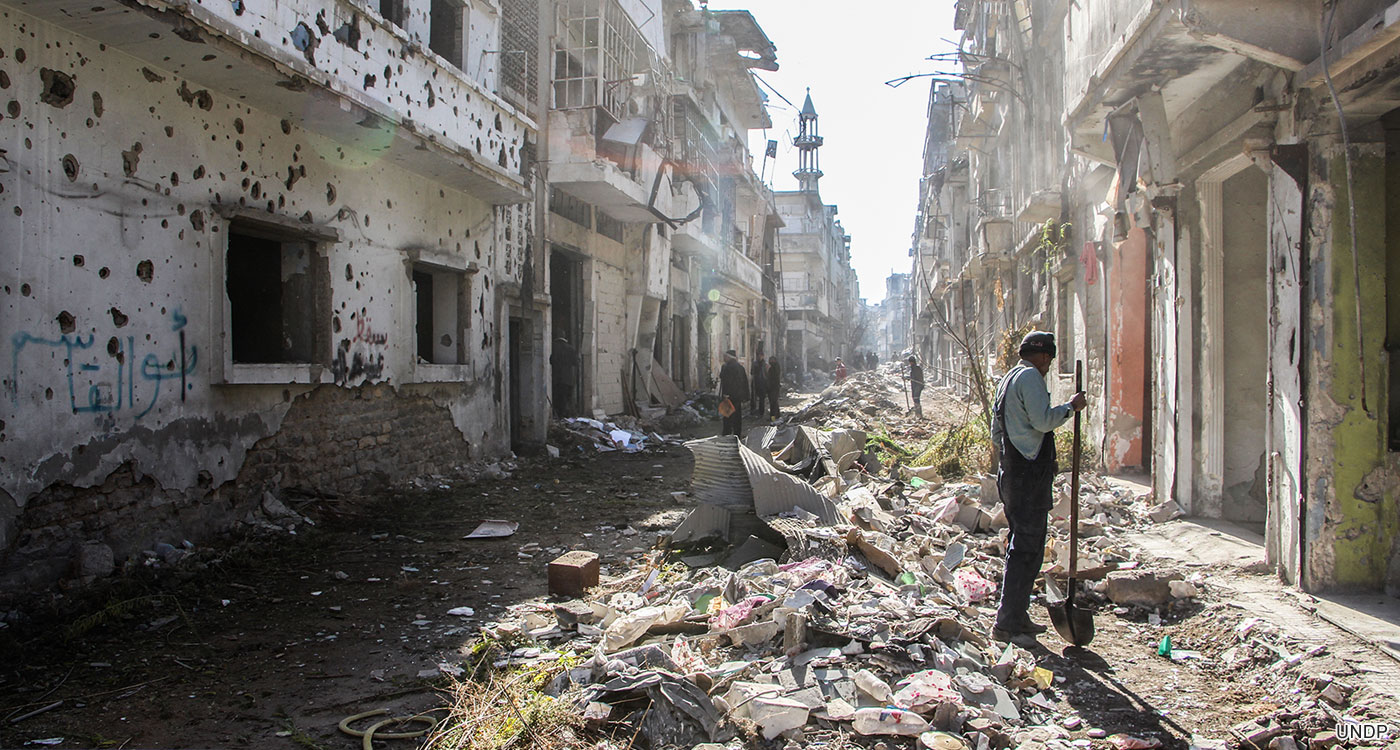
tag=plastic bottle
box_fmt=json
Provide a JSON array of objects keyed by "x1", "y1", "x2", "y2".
[
  {"x1": 851, "y1": 707, "x2": 931, "y2": 736},
  {"x1": 853, "y1": 669, "x2": 893, "y2": 702}
]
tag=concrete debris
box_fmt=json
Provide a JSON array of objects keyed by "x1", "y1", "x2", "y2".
[
  {"x1": 550, "y1": 416, "x2": 680, "y2": 454},
  {"x1": 460, "y1": 379, "x2": 1370, "y2": 749}
]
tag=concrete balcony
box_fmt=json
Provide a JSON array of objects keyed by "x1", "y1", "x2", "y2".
[
  {"x1": 714, "y1": 247, "x2": 763, "y2": 299},
  {"x1": 548, "y1": 109, "x2": 670, "y2": 223},
  {"x1": 9, "y1": 0, "x2": 535, "y2": 203}
]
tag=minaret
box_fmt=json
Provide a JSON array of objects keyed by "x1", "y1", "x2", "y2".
[{"x1": 793, "y1": 88, "x2": 823, "y2": 193}]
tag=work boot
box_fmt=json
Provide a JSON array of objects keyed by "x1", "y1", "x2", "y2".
[
  {"x1": 993, "y1": 616, "x2": 1047, "y2": 635},
  {"x1": 990, "y1": 625, "x2": 1039, "y2": 646}
]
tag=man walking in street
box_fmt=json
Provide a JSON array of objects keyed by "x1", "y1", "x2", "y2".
[
  {"x1": 990, "y1": 331, "x2": 1086, "y2": 643},
  {"x1": 751, "y1": 345, "x2": 768, "y2": 419},
  {"x1": 719, "y1": 349, "x2": 749, "y2": 436},
  {"x1": 905, "y1": 355, "x2": 924, "y2": 418}
]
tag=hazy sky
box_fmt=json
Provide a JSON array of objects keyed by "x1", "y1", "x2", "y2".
[{"x1": 722, "y1": 2, "x2": 959, "y2": 303}]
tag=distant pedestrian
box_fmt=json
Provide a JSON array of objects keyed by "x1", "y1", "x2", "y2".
[
  {"x1": 766, "y1": 355, "x2": 782, "y2": 419},
  {"x1": 718, "y1": 349, "x2": 750, "y2": 436},
  {"x1": 833, "y1": 357, "x2": 847, "y2": 385},
  {"x1": 906, "y1": 355, "x2": 924, "y2": 418}
]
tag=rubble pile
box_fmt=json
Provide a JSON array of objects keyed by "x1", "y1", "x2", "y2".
[
  {"x1": 447, "y1": 420, "x2": 1390, "y2": 749},
  {"x1": 782, "y1": 366, "x2": 969, "y2": 441},
  {"x1": 548, "y1": 416, "x2": 680, "y2": 455}
]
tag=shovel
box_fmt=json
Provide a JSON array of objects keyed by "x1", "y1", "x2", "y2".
[{"x1": 1047, "y1": 359, "x2": 1095, "y2": 647}]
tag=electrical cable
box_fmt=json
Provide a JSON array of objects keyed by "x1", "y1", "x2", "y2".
[{"x1": 1321, "y1": 0, "x2": 1370, "y2": 414}]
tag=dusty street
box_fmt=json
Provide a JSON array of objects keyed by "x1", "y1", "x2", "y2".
[{"x1": 2, "y1": 384, "x2": 1396, "y2": 749}]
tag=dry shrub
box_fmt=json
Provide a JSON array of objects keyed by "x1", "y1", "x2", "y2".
[
  {"x1": 911, "y1": 415, "x2": 991, "y2": 479},
  {"x1": 424, "y1": 656, "x2": 586, "y2": 750}
]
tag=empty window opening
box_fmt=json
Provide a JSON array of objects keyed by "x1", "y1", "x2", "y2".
[
  {"x1": 379, "y1": 0, "x2": 405, "y2": 27},
  {"x1": 596, "y1": 210, "x2": 624, "y2": 243},
  {"x1": 413, "y1": 264, "x2": 469, "y2": 365},
  {"x1": 430, "y1": 0, "x2": 465, "y2": 70},
  {"x1": 226, "y1": 225, "x2": 325, "y2": 364},
  {"x1": 550, "y1": 186, "x2": 593, "y2": 229},
  {"x1": 550, "y1": 249, "x2": 584, "y2": 417}
]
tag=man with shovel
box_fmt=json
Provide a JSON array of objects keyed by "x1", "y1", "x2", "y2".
[{"x1": 990, "y1": 331, "x2": 1086, "y2": 643}]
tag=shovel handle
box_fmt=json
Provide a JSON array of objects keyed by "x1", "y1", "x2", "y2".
[{"x1": 1068, "y1": 360, "x2": 1083, "y2": 584}]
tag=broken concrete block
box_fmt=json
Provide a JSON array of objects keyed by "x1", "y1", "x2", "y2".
[
  {"x1": 979, "y1": 475, "x2": 1000, "y2": 505},
  {"x1": 547, "y1": 551, "x2": 600, "y2": 597},
  {"x1": 1148, "y1": 501, "x2": 1183, "y2": 523},
  {"x1": 76, "y1": 541, "x2": 115, "y2": 578},
  {"x1": 783, "y1": 611, "x2": 807, "y2": 655},
  {"x1": 1104, "y1": 570, "x2": 1181, "y2": 607},
  {"x1": 553, "y1": 600, "x2": 597, "y2": 629},
  {"x1": 750, "y1": 696, "x2": 810, "y2": 740},
  {"x1": 1308, "y1": 731, "x2": 1337, "y2": 750},
  {"x1": 1169, "y1": 580, "x2": 1200, "y2": 599},
  {"x1": 723, "y1": 620, "x2": 781, "y2": 647},
  {"x1": 1269, "y1": 737, "x2": 1299, "y2": 750}
]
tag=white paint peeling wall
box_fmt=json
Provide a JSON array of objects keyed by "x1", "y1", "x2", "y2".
[{"x1": 0, "y1": 9, "x2": 516, "y2": 503}]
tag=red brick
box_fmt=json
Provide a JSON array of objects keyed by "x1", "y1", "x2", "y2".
[{"x1": 548, "y1": 550, "x2": 599, "y2": 597}]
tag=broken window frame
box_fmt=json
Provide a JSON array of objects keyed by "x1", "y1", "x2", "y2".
[
  {"x1": 429, "y1": 0, "x2": 467, "y2": 71},
  {"x1": 379, "y1": 0, "x2": 406, "y2": 28},
  {"x1": 216, "y1": 212, "x2": 337, "y2": 385},
  {"x1": 411, "y1": 262, "x2": 472, "y2": 370}
]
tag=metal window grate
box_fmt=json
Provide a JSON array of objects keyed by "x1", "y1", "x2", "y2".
[
  {"x1": 499, "y1": 0, "x2": 539, "y2": 112},
  {"x1": 554, "y1": 0, "x2": 642, "y2": 119}
]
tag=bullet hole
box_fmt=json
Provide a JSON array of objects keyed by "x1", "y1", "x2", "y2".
[
  {"x1": 121, "y1": 142, "x2": 142, "y2": 176},
  {"x1": 233, "y1": 117, "x2": 244, "y2": 134},
  {"x1": 345, "y1": 263, "x2": 353, "y2": 281},
  {"x1": 23, "y1": 137, "x2": 31, "y2": 150},
  {"x1": 0, "y1": 71, "x2": 8, "y2": 89},
  {"x1": 6, "y1": 100, "x2": 19, "y2": 117},
  {"x1": 364, "y1": 214, "x2": 370, "y2": 227},
  {"x1": 57, "y1": 310, "x2": 75, "y2": 333},
  {"x1": 383, "y1": 64, "x2": 392, "y2": 82},
  {"x1": 285, "y1": 165, "x2": 299, "y2": 190},
  {"x1": 13, "y1": 206, "x2": 21, "y2": 216},
  {"x1": 364, "y1": 73, "x2": 376, "y2": 88},
  {"x1": 498, "y1": 148, "x2": 507, "y2": 168},
  {"x1": 332, "y1": 316, "x2": 341, "y2": 333},
  {"x1": 440, "y1": 333, "x2": 452, "y2": 348},
  {"x1": 149, "y1": 32, "x2": 160, "y2": 39},
  {"x1": 290, "y1": 22, "x2": 317, "y2": 65},
  {"x1": 385, "y1": 199, "x2": 393, "y2": 209},
  {"x1": 137, "y1": 259, "x2": 154, "y2": 282},
  {"x1": 71, "y1": 255, "x2": 85, "y2": 268},
  {"x1": 110, "y1": 308, "x2": 128, "y2": 327},
  {"x1": 39, "y1": 67, "x2": 75, "y2": 108},
  {"x1": 202, "y1": 54, "x2": 216, "y2": 61},
  {"x1": 61, "y1": 153, "x2": 79, "y2": 181},
  {"x1": 494, "y1": 113, "x2": 502, "y2": 131},
  {"x1": 275, "y1": 76, "x2": 307, "y2": 91},
  {"x1": 235, "y1": 139, "x2": 243, "y2": 151},
  {"x1": 197, "y1": 469, "x2": 213, "y2": 488},
  {"x1": 177, "y1": 81, "x2": 213, "y2": 110},
  {"x1": 90, "y1": 90, "x2": 102, "y2": 117},
  {"x1": 45, "y1": 387, "x2": 53, "y2": 400},
  {"x1": 250, "y1": 181, "x2": 261, "y2": 199},
  {"x1": 190, "y1": 209, "x2": 205, "y2": 231},
  {"x1": 98, "y1": 267, "x2": 109, "y2": 278},
  {"x1": 141, "y1": 67, "x2": 164, "y2": 83},
  {"x1": 231, "y1": 0, "x2": 245, "y2": 15},
  {"x1": 169, "y1": 171, "x2": 179, "y2": 186},
  {"x1": 164, "y1": 125, "x2": 174, "y2": 137},
  {"x1": 334, "y1": 15, "x2": 361, "y2": 49},
  {"x1": 474, "y1": 240, "x2": 481, "y2": 259},
  {"x1": 475, "y1": 137, "x2": 482, "y2": 154},
  {"x1": 424, "y1": 82, "x2": 435, "y2": 107},
  {"x1": 193, "y1": 165, "x2": 205, "y2": 179},
  {"x1": 14, "y1": 49, "x2": 25, "y2": 63},
  {"x1": 177, "y1": 203, "x2": 185, "y2": 215},
  {"x1": 239, "y1": 161, "x2": 248, "y2": 172},
  {"x1": 241, "y1": 177, "x2": 250, "y2": 190},
  {"x1": 280, "y1": 118, "x2": 291, "y2": 134},
  {"x1": 20, "y1": 283, "x2": 29, "y2": 296},
  {"x1": 107, "y1": 336, "x2": 120, "y2": 358},
  {"x1": 160, "y1": 219, "x2": 169, "y2": 228}
]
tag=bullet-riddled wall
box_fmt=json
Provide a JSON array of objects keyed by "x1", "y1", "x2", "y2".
[{"x1": 0, "y1": 4, "x2": 530, "y2": 601}]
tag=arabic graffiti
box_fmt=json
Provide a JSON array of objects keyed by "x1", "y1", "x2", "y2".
[{"x1": 9, "y1": 309, "x2": 198, "y2": 418}]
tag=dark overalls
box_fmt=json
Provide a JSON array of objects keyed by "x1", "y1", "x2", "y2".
[{"x1": 993, "y1": 366, "x2": 1057, "y2": 630}]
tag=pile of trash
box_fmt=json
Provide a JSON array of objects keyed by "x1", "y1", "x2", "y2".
[
  {"x1": 549, "y1": 416, "x2": 680, "y2": 455},
  {"x1": 461, "y1": 422, "x2": 1386, "y2": 748},
  {"x1": 464, "y1": 424, "x2": 1174, "y2": 748}
]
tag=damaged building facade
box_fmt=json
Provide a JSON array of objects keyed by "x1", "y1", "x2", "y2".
[
  {"x1": 0, "y1": 0, "x2": 789, "y2": 600},
  {"x1": 913, "y1": 0, "x2": 1400, "y2": 595}
]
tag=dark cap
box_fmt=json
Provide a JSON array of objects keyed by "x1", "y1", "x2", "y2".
[
  {"x1": 1019, "y1": 331, "x2": 1057, "y2": 357},
  {"x1": 725, "y1": 349, "x2": 737, "y2": 357},
  {"x1": 906, "y1": 355, "x2": 917, "y2": 363}
]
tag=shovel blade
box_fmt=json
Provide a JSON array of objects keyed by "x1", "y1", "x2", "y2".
[{"x1": 1047, "y1": 600, "x2": 1096, "y2": 646}]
